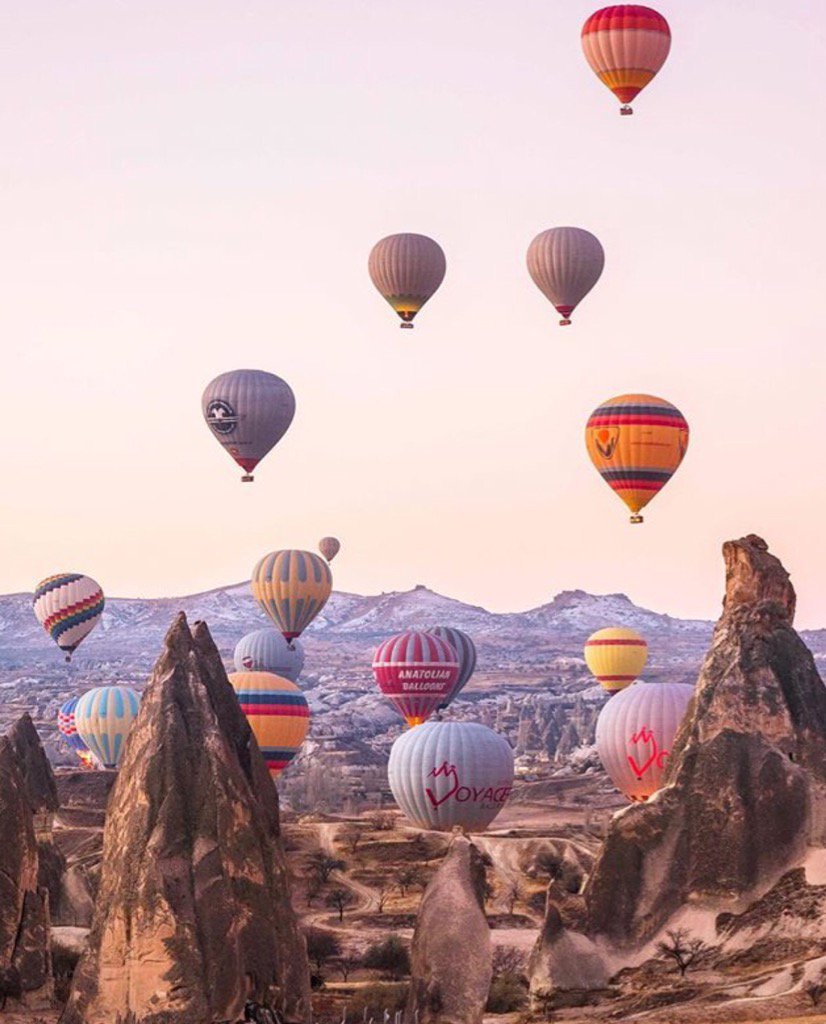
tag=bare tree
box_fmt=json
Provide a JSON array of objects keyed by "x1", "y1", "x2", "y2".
[
  {"x1": 326, "y1": 887, "x2": 357, "y2": 922},
  {"x1": 367, "y1": 810, "x2": 395, "y2": 832},
  {"x1": 656, "y1": 929, "x2": 711, "y2": 977},
  {"x1": 338, "y1": 955, "x2": 360, "y2": 981},
  {"x1": 806, "y1": 981, "x2": 825, "y2": 1007},
  {"x1": 492, "y1": 945, "x2": 528, "y2": 978},
  {"x1": 376, "y1": 883, "x2": 393, "y2": 913},
  {"x1": 308, "y1": 851, "x2": 346, "y2": 885},
  {"x1": 343, "y1": 824, "x2": 366, "y2": 854},
  {"x1": 504, "y1": 881, "x2": 522, "y2": 916},
  {"x1": 395, "y1": 867, "x2": 423, "y2": 898}
]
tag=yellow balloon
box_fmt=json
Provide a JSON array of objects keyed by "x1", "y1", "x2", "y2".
[
  {"x1": 584, "y1": 628, "x2": 648, "y2": 694},
  {"x1": 251, "y1": 549, "x2": 332, "y2": 640}
]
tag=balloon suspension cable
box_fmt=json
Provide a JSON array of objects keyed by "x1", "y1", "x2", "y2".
[
  {"x1": 241, "y1": 474, "x2": 254, "y2": 483},
  {"x1": 630, "y1": 514, "x2": 644, "y2": 525},
  {"x1": 620, "y1": 105, "x2": 633, "y2": 116},
  {"x1": 559, "y1": 318, "x2": 572, "y2": 326},
  {"x1": 65, "y1": 653, "x2": 72, "y2": 664},
  {"x1": 400, "y1": 322, "x2": 414, "y2": 330}
]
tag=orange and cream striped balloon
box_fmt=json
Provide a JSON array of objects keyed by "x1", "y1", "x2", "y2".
[
  {"x1": 584, "y1": 627, "x2": 648, "y2": 694},
  {"x1": 368, "y1": 233, "x2": 446, "y2": 329},
  {"x1": 585, "y1": 394, "x2": 689, "y2": 524},
  {"x1": 581, "y1": 6, "x2": 671, "y2": 116}
]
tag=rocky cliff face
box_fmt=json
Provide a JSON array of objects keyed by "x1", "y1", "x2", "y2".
[
  {"x1": 0, "y1": 726, "x2": 52, "y2": 1007},
  {"x1": 531, "y1": 535, "x2": 826, "y2": 999},
  {"x1": 406, "y1": 836, "x2": 492, "y2": 1024},
  {"x1": 61, "y1": 613, "x2": 311, "y2": 1024}
]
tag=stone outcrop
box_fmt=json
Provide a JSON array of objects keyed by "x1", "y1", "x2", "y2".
[
  {"x1": 530, "y1": 535, "x2": 826, "y2": 999},
  {"x1": 8, "y1": 714, "x2": 66, "y2": 922},
  {"x1": 406, "y1": 836, "x2": 491, "y2": 1024},
  {"x1": 0, "y1": 731, "x2": 52, "y2": 1007},
  {"x1": 61, "y1": 613, "x2": 311, "y2": 1024}
]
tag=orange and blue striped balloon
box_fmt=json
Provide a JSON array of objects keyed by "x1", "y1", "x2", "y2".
[
  {"x1": 251, "y1": 549, "x2": 332, "y2": 641},
  {"x1": 585, "y1": 394, "x2": 688, "y2": 524},
  {"x1": 229, "y1": 671, "x2": 310, "y2": 777},
  {"x1": 581, "y1": 6, "x2": 671, "y2": 115}
]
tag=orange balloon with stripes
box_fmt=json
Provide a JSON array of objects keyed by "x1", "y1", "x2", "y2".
[
  {"x1": 585, "y1": 394, "x2": 689, "y2": 524},
  {"x1": 581, "y1": 6, "x2": 671, "y2": 116}
]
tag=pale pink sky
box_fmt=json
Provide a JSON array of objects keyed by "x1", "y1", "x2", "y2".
[{"x1": 1, "y1": 1, "x2": 824, "y2": 626}]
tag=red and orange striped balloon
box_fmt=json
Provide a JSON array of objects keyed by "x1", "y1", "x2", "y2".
[
  {"x1": 581, "y1": 6, "x2": 671, "y2": 115},
  {"x1": 585, "y1": 394, "x2": 689, "y2": 523}
]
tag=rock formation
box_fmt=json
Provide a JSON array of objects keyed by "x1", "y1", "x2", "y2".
[
  {"x1": 530, "y1": 535, "x2": 826, "y2": 1001},
  {"x1": 0, "y1": 730, "x2": 52, "y2": 1007},
  {"x1": 7, "y1": 714, "x2": 66, "y2": 922},
  {"x1": 61, "y1": 613, "x2": 311, "y2": 1024},
  {"x1": 406, "y1": 835, "x2": 491, "y2": 1024}
]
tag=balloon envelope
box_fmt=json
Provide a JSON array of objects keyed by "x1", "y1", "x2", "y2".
[
  {"x1": 33, "y1": 574, "x2": 105, "y2": 661},
  {"x1": 388, "y1": 721, "x2": 514, "y2": 832},
  {"x1": 429, "y1": 626, "x2": 477, "y2": 709},
  {"x1": 596, "y1": 681, "x2": 694, "y2": 801},
  {"x1": 368, "y1": 233, "x2": 446, "y2": 328},
  {"x1": 233, "y1": 629, "x2": 305, "y2": 681},
  {"x1": 318, "y1": 537, "x2": 341, "y2": 562},
  {"x1": 584, "y1": 627, "x2": 647, "y2": 694},
  {"x1": 372, "y1": 631, "x2": 460, "y2": 726},
  {"x1": 74, "y1": 686, "x2": 141, "y2": 769},
  {"x1": 581, "y1": 6, "x2": 671, "y2": 114},
  {"x1": 202, "y1": 369, "x2": 295, "y2": 482},
  {"x1": 585, "y1": 393, "x2": 689, "y2": 523},
  {"x1": 58, "y1": 696, "x2": 90, "y2": 754},
  {"x1": 251, "y1": 549, "x2": 333, "y2": 640},
  {"x1": 526, "y1": 227, "x2": 605, "y2": 326},
  {"x1": 229, "y1": 671, "x2": 310, "y2": 777}
]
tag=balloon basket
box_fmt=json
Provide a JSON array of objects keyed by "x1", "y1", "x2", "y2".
[
  {"x1": 400, "y1": 322, "x2": 414, "y2": 330},
  {"x1": 241, "y1": 474, "x2": 254, "y2": 483},
  {"x1": 559, "y1": 318, "x2": 572, "y2": 326},
  {"x1": 620, "y1": 105, "x2": 633, "y2": 116},
  {"x1": 630, "y1": 515, "x2": 644, "y2": 524}
]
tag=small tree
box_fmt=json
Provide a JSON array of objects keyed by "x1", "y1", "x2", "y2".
[
  {"x1": 308, "y1": 850, "x2": 346, "y2": 884},
  {"x1": 343, "y1": 823, "x2": 366, "y2": 854},
  {"x1": 305, "y1": 928, "x2": 341, "y2": 975},
  {"x1": 306, "y1": 875, "x2": 322, "y2": 907},
  {"x1": 806, "y1": 981, "x2": 825, "y2": 1007},
  {"x1": 656, "y1": 929, "x2": 711, "y2": 977},
  {"x1": 362, "y1": 934, "x2": 411, "y2": 980},
  {"x1": 367, "y1": 810, "x2": 395, "y2": 832},
  {"x1": 326, "y1": 886, "x2": 357, "y2": 922},
  {"x1": 337, "y1": 955, "x2": 360, "y2": 982},
  {"x1": 504, "y1": 881, "x2": 522, "y2": 916},
  {"x1": 492, "y1": 945, "x2": 527, "y2": 978},
  {"x1": 394, "y1": 867, "x2": 423, "y2": 898},
  {"x1": 376, "y1": 883, "x2": 393, "y2": 913}
]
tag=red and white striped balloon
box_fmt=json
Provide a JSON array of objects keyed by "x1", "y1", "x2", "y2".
[{"x1": 372, "y1": 631, "x2": 460, "y2": 726}]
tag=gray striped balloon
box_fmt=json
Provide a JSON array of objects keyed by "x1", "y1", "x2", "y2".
[{"x1": 429, "y1": 626, "x2": 477, "y2": 709}]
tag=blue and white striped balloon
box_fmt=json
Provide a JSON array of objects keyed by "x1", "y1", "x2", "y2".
[
  {"x1": 74, "y1": 686, "x2": 141, "y2": 769},
  {"x1": 233, "y1": 629, "x2": 305, "y2": 682}
]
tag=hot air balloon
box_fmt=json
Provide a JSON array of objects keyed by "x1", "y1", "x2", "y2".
[
  {"x1": 251, "y1": 550, "x2": 332, "y2": 641},
  {"x1": 527, "y1": 227, "x2": 605, "y2": 326},
  {"x1": 372, "y1": 631, "x2": 459, "y2": 727},
  {"x1": 585, "y1": 394, "x2": 689, "y2": 523},
  {"x1": 581, "y1": 6, "x2": 671, "y2": 116},
  {"x1": 584, "y1": 627, "x2": 647, "y2": 694},
  {"x1": 318, "y1": 536, "x2": 341, "y2": 562},
  {"x1": 368, "y1": 233, "x2": 446, "y2": 329},
  {"x1": 74, "y1": 686, "x2": 141, "y2": 769},
  {"x1": 429, "y1": 626, "x2": 477, "y2": 709},
  {"x1": 229, "y1": 671, "x2": 310, "y2": 778},
  {"x1": 388, "y1": 721, "x2": 514, "y2": 832},
  {"x1": 57, "y1": 696, "x2": 90, "y2": 756},
  {"x1": 33, "y1": 574, "x2": 105, "y2": 662},
  {"x1": 202, "y1": 369, "x2": 295, "y2": 482},
  {"x1": 596, "y1": 681, "x2": 693, "y2": 801},
  {"x1": 233, "y1": 629, "x2": 305, "y2": 682}
]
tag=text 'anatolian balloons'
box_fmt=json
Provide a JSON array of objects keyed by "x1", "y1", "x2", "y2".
[
  {"x1": 202, "y1": 369, "x2": 295, "y2": 482},
  {"x1": 585, "y1": 393, "x2": 689, "y2": 523},
  {"x1": 388, "y1": 720, "x2": 514, "y2": 832},
  {"x1": 372, "y1": 631, "x2": 459, "y2": 726},
  {"x1": 596, "y1": 680, "x2": 694, "y2": 801},
  {"x1": 581, "y1": 5, "x2": 671, "y2": 115}
]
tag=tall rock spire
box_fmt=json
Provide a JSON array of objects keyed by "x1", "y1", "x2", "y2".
[{"x1": 61, "y1": 613, "x2": 311, "y2": 1024}]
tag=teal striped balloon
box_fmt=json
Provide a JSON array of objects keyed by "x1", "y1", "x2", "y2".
[{"x1": 74, "y1": 686, "x2": 141, "y2": 769}]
